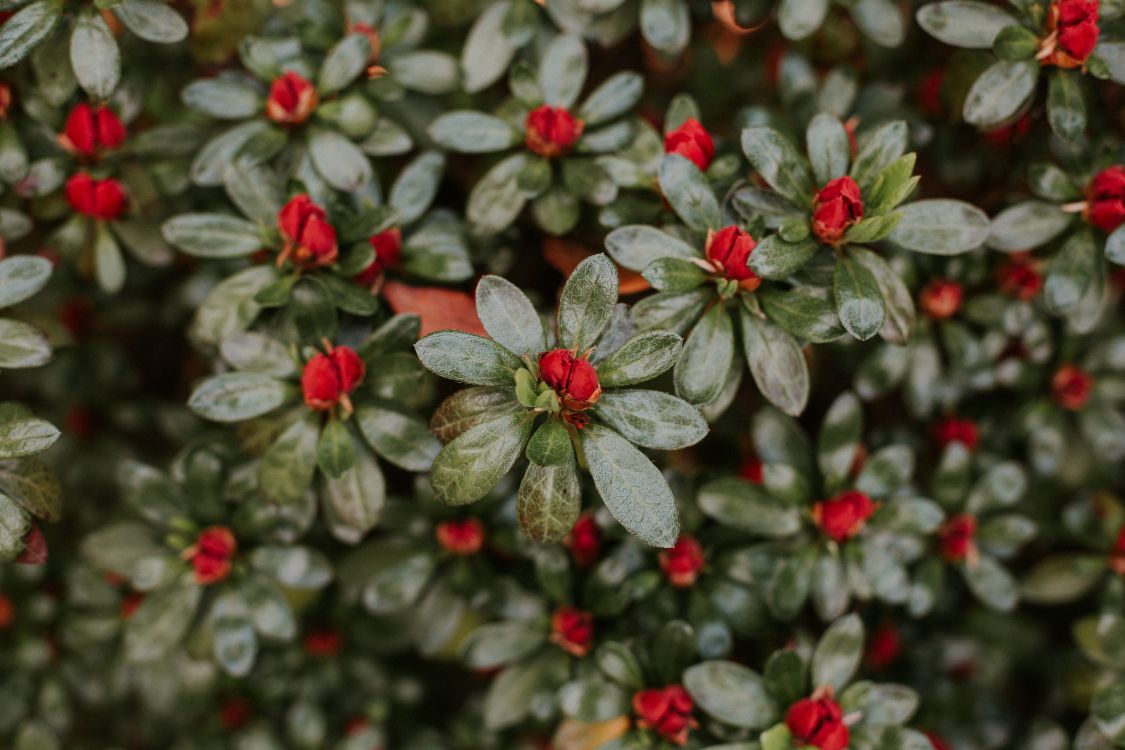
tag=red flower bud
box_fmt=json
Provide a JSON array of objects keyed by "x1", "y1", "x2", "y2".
[
  {"x1": 916, "y1": 68, "x2": 945, "y2": 117},
  {"x1": 938, "y1": 513, "x2": 977, "y2": 562},
  {"x1": 633, "y1": 685, "x2": 696, "y2": 746},
  {"x1": 924, "y1": 731, "x2": 953, "y2": 750},
  {"x1": 550, "y1": 605, "x2": 594, "y2": 657},
  {"x1": 436, "y1": 517, "x2": 485, "y2": 555},
  {"x1": 0, "y1": 81, "x2": 12, "y2": 120},
  {"x1": 219, "y1": 697, "x2": 252, "y2": 731},
  {"x1": 919, "y1": 279, "x2": 963, "y2": 320},
  {"x1": 1052, "y1": 363, "x2": 1093, "y2": 411},
  {"x1": 525, "y1": 105, "x2": 584, "y2": 158},
  {"x1": 566, "y1": 512, "x2": 601, "y2": 567},
  {"x1": 866, "y1": 623, "x2": 902, "y2": 669},
  {"x1": 1087, "y1": 166, "x2": 1125, "y2": 233},
  {"x1": 278, "y1": 194, "x2": 338, "y2": 269},
  {"x1": 1108, "y1": 524, "x2": 1125, "y2": 576},
  {"x1": 983, "y1": 114, "x2": 1032, "y2": 147},
  {"x1": 658, "y1": 534, "x2": 705, "y2": 588},
  {"x1": 1043, "y1": 0, "x2": 1100, "y2": 68},
  {"x1": 739, "y1": 457, "x2": 763, "y2": 484},
  {"x1": 303, "y1": 628, "x2": 343, "y2": 657},
  {"x1": 538, "y1": 349, "x2": 602, "y2": 410},
  {"x1": 186, "y1": 526, "x2": 237, "y2": 585},
  {"x1": 354, "y1": 227, "x2": 402, "y2": 289},
  {"x1": 996, "y1": 255, "x2": 1042, "y2": 300},
  {"x1": 301, "y1": 345, "x2": 365, "y2": 412},
  {"x1": 706, "y1": 226, "x2": 761, "y2": 289},
  {"x1": 813, "y1": 490, "x2": 875, "y2": 543},
  {"x1": 120, "y1": 592, "x2": 144, "y2": 620},
  {"x1": 785, "y1": 697, "x2": 849, "y2": 750},
  {"x1": 933, "y1": 417, "x2": 979, "y2": 452},
  {"x1": 664, "y1": 118, "x2": 715, "y2": 171},
  {"x1": 65, "y1": 172, "x2": 127, "y2": 221},
  {"x1": 266, "y1": 71, "x2": 318, "y2": 125},
  {"x1": 812, "y1": 176, "x2": 863, "y2": 245},
  {"x1": 15, "y1": 524, "x2": 46, "y2": 565},
  {"x1": 0, "y1": 593, "x2": 12, "y2": 629},
  {"x1": 60, "y1": 103, "x2": 126, "y2": 158}
]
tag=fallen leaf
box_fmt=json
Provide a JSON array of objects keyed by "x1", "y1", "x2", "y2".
[
  {"x1": 553, "y1": 716, "x2": 631, "y2": 750},
  {"x1": 383, "y1": 281, "x2": 486, "y2": 337},
  {"x1": 544, "y1": 238, "x2": 649, "y2": 295}
]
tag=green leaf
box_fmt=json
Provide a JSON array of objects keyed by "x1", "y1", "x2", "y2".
[
  {"x1": 461, "y1": 2, "x2": 517, "y2": 94},
  {"x1": 675, "y1": 304, "x2": 734, "y2": 407},
  {"x1": 181, "y1": 78, "x2": 263, "y2": 119},
  {"x1": 0, "y1": 0, "x2": 63, "y2": 69},
  {"x1": 318, "y1": 33, "x2": 370, "y2": 94},
  {"x1": 605, "y1": 225, "x2": 699, "y2": 272},
  {"x1": 834, "y1": 251, "x2": 885, "y2": 341},
  {"x1": 249, "y1": 545, "x2": 333, "y2": 589},
  {"x1": 888, "y1": 199, "x2": 990, "y2": 255},
  {"x1": 0, "y1": 256, "x2": 51, "y2": 308},
  {"x1": 0, "y1": 491, "x2": 30, "y2": 560},
  {"x1": 850, "y1": 121, "x2": 907, "y2": 191},
  {"x1": 993, "y1": 24, "x2": 1040, "y2": 60},
  {"x1": 779, "y1": 0, "x2": 829, "y2": 40},
  {"x1": 526, "y1": 418, "x2": 573, "y2": 466},
  {"x1": 0, "y1": 459, "x2": 59, "y2": 521},
  {"x1": 988, "y1": 200, "x2": 1072, "y2": 251},
  {"x1": 578, "y1": 71, "x2": 644, "y2": 126},
  {"x1": 430, "y1": 386, "x2": 523, "y2": 443},
  {"x1": 659, "y1": 154, "x2": 722, "y2": 231},
  {"x1": 539, "y1": 33, "x2": 587, "y2": 108},
  {"x1": 806, "y1": 113, "x2": 850, "y2": 186},
  {"x1": 764, "y1": 650, "x2": 809, "y2": 707},
  {"x1": 429, "y1": 111, "x2": 520, "y2": 153},
  {"x1": 963, "y1": 556, "x2": 1018, "y2": 611},
  {"x1": 1045, "y1": 228, "x2": 1098, "y2": 314},
  {"x1": 354, "y1": 401, "x2": 442, "y2": 472},
  {"x1": 684, "y1": 661, "x2": 779, "y2": 729},
  {"x1": 114, "y1": 0, "x2": 189, "y2": 43},
  {"x1": 852, "y1": 0, "x2": 904, "y2": 47},
  {"x1": 258, "y1": 414, "x2": 320, "y2": 505},
  {"x1": 915, "y1": 1, "x2": 1018, "y2": 48},
  {"x1": 850, "y1": 246, "x2": 915, "y2": 344},
  {"x1": 740, "y1": 306, "x2": 810, "y2": 416},
  {"x1": 558, "y1": 253, "x2": 618, "y2": 352},
  {"x1": 593, "y1": 389, "x2": 708, "y2": 451},
  {"x1": 187, "y1": 372, "x2": 289, "y2": 423},
  {"x1": 0, "y1": 318, "x2": 49, "y2": 368},
  {"x1": 71, "y1": 11, "x2": 120, "y2": 98},
  {"x1": 320, "y1": 447, "x2": 385, "y2": 543},
  {"x1": 210, "y1": 590, "x2": 257, "y2": 677},
  {"x1": 757, "y1": 287, "x2": 843, "y2": 343},
  {"x1": 94, "y1": 222, "x2": 126, "y2": 294},
  {"x1": 240, "y1": 574, "x2": 295, "y2": 640},
  {"x1": 460, "y1": 621, "x2": 546, "y2": 670},
  {"x1": 431, "y1": 411, "x2": 534, "y2": 505},
  {"x1": 125, "y1": 580, "x2": 201, "y2": 662},
  {"x1": 582, "y1": 423, "x2": 680, "y2": 548},
  {"x1": 162, "y1": 214, "x2": 262, "y2": 258},
  {"x1": 316, "y1": 418, "x2": 355, "y2": 478},
  {"x1": 475, "y1": 275, "x2": 546, "y2": 359},
  {"x1": 0, "y1": 418, "x2": 59, "y2": 459},
  {"x1": 517, "y1": 454, "x2": 581, "y2": 543},
  {"x1": 596, "y1": 331, "x2": 682, "y2": 387},
  {"x1": 963, "y1": 60, "x2": 1038, "y2": 128},
  {"x1": 640, "y1": 0, "x2": 690, "y2": 54},
  {"x1": 818, "y1": 391, "x2": 862, "y2": 489},
  {"x1": 467, "y1": 153, "x2": 528, "y2": 235},
  {"x1": 811, "y1": 613, "x2": 864, "y2": 692},
  {"x1": 484, "y1": 652, "x2": 556, "y2": 730},
  {"x1": 414, "y1": 330, "x2": 522, "y2": 386},
  {"x1": 697, "y1": 477, "x2": 801, "y2": 536},
  {"x1": 748, "y1": 234, "x2": 819, "y2": 279},
  {"x1": 220, "y1": 331, "x2": 295, "y2": 377},
  {"x1": 1047, "y1": 70, "x2": 1086, "y2": 140},
  {"x1": 741, "y1": 127, "x2": 814, "y2": 206},
  {"x1": 308, "y1": 128, "x2": 372, "y2": 192},
  {"x1": 642, "y1": 257, "x2": 707, "y2": 292}
]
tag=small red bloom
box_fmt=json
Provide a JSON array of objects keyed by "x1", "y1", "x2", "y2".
[
  {"x1": 525, "y1": 105, "x2": 584, "y2": 158},
  {"x1": 15, "y1": 525, "x2": 46, "y2": 565},
  {"x1": 278, "y1": 194, "x2": 338, "y2": 269},
  {"x1": 633, "y1": 685, "x2": 697, "y2": 746},
  {"x1": 938, "y1": 513, "x2": 977, "y2": 563},
  {"x1": 707, "y1": 226, "x2": 761, "y2": 290},
  {"x1": 917, "y1": 69, "x2": 945, "y2": 117},
  {"x1": 1043, "y1": 0, "x2": 1100, "y2": 68},
  {"x1": 301, "y1": 345, "x2": 366, "y2": 412},
  {"x1": 185, "y1": 526, "x2": 237, "y2": 585},
  {"x1": 659, "y1": 535, "x2": 705, "y2": 588},
  {"x1": 813, "y1": 491, "x2": 875, "y2": 543},
  {"x1": 303, "y1": 628, "x2": 343, "y2": 657},
  {"x1": 1086, "y1": 166, "x2": 1125, "y2": 233},
  {"x1": 1108, "y1": 524, "x2": 1125, "y2": 576},
  {"x1": 354, "y1": 227, "x2": 402, "y2": 290},
  {"x1": 60, "y1": 103, "x2": 126, "y2": 158},
  {"x1": 1051, "y1": 364, "x2": 1093, "y2": 411},
  {"x1": 0, "y1": 81, "x2": 12, "y2": 120},
  {"x1": 0, "y1": 593, "x2": 12, "y2": 628},
  {"x1": 266, "y1": 71, "x2": 318, "y2": 125},
  {"x1": 219, "y1": 697, "x2": 252, "y2": 731},
  {"x1": 924, "y1": 731, "x2": 953, "y2": 750},
  {"x1": 919, "y1": 279, "x2": 963, "y2": 320},
  {"x1": 566, "y1": 512, "x2": 601, "y2": 567},
  {"x1": 120, "y1": 592, "x2": 144, "y2": 620},
  {"x1": 539, "y1": 349, "x2": 602, "y2": 413},
  {"x1": 812, "y1": 176, "x2": 864, "y2": 245},
  {"x1": 65, "y1": 172, "x2": 127, "y2": 221},
  {"x1": 664, "y1": 118, "x2": 715, "y2": 171},
  {"x1": 866, "y1": 623, "x2": 902, "y2": 669},
  {"x1": 739, "y1": 457, "x2": 763, "y2": 484},
  {"x1": 933, "y1": 416, "x2": 979, "y2": 452},
  {"x1": 983, "y1": 114, "x2": 1032, "y2": 148},
  {"x1": 550, "y1": 606, "x2": 594, "y2": 657},
  {"x1": 786, "y1": 696, "x2": 849, "y2": 750},
  {"x1": 996, "y1": 255, "x2": 1043, "y2": 300},
  {"x1": 436, "y1": 518, "x2": 485, "y2": 555}
]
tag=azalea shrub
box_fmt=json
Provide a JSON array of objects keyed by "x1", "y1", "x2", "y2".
[{"x1": 3, "y1": 0, "x2": 1125, "y2": 748}]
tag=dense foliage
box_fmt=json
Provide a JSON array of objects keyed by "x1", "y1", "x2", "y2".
[{"x1": 1, "y1": 0, "x2": 1125, "y2": 748}]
